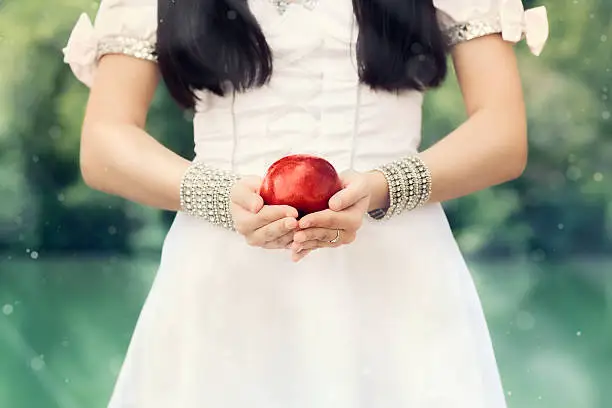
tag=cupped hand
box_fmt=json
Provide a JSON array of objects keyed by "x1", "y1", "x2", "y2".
[
  {"x1": 230, "y1": 176, "x2": 299, "y2": 249},
  {"x1": 290, "y1": 170, "x2": 372, "y2": 262}
]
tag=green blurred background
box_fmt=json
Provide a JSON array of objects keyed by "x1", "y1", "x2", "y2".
[{"x1": 0, "y1": 0, "x2": 611, "y2": 407}]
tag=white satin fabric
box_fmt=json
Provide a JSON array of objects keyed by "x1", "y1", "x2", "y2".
[
  {"x1": 434, "y1": 0, "x2": 548, "y2": 55},
  {"x1": 63, "y1": 0, "x2": 549, "y2": 407}
]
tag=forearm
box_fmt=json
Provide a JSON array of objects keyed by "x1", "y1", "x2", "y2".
[
  {"x1": 80, "y1": 121, "x2": 190, "y2": 211},
  {"x1": 367, "y1": 106, "x2": 527, "y2": 212}
]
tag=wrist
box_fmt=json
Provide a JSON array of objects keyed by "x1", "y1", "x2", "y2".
[
  {"x1": 180, "y1": 162, "x2": 240, "y2": 230},
  {"x1": 365, "y1": 170, "x2": 390, "y2": 212}
]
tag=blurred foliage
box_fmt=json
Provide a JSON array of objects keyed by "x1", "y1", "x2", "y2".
[
  {"x1": 0, "y1": 0, "x2": 610, "y2": 259},
  {"x1": 425, "y1": 0, "x2": 612, "y2": 259},
  {"x1": 0, "y1": 1, "x2": 611, "y2": 408}
]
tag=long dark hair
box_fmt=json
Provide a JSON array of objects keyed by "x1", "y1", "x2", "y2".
[{"x1": 156, "y1": 0, "x2": 448, "y2": 109}]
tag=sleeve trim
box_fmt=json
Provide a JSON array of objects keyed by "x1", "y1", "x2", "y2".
[
  {"x1": 444, "y1": 18, "x2": 503, "y2": 48},
  {"x1": 98, "y1": 36, "x2": 157, "y2": 62}
]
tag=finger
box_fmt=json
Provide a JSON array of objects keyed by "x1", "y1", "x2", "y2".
[
  {"x1": 247, "y1": 217, "x2": 298, "y2": 246},
  {"x1": 299, "y1": 209, "x2": 348, "y2": 230},
  {"x1": 254, "y1": 205, "x2": 298, "y2": 228},
  {"x1": 292, "y1": 248, "x2": 315, "y2": 263},
  {"x1": 262, "y1": 231, "x2": 295, "y2": 249},
  {"x1": 293, "y1": 227, "x2": 339, "y2": 244},
  {"x1": 231, "y1": 203, "x2": 255, "y2": 235},
  {"x1": 293, "y1": 230, "x2": 357, "y2": 251},
  {"x1": 241, "y1": 175, "x2": 264, "y2": 192},
  {"x1": 239, "y1": 205, "x2": 298, "y2": 233},
  {"x1": 231, "y1": 180, "x2": 264, "y2": 213},
  {"x1": 292, "y1": 239, "x2": 330, "y2": 252},
  {"x1": 328, "y1": 176, "x2": 369, "y2": 211}
]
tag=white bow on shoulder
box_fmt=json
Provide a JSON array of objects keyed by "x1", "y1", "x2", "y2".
[
  {"x1": 501, "y1": 0, "x2": 549, "y2": 56},
  {"x1": 62, "y1": 13, "x2": 98, "y2": 88}
]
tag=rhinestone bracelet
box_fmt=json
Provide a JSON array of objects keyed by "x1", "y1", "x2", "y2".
[
  {"x1": 179, "y1": 162, "x2": 240, "y2": 230},
  {"x1": 368, "y1": 155, "x2": 432, "y2": 220},
  {"x1": 408, "y1": 156, "x2": 432, "y2": 205}
]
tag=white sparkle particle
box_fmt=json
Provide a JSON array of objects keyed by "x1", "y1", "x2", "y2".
[
  {"x1": 576, "y1": 331, "x2": 582, "y2": 336},
  {"x1": 30, "y1": 251, "x2": 39, "y2": 260},
  {"x1": 558, "y1": 223, "x2": 565, "y2": 230},
  {"x1": 593, "y1": 172, "x2": 603, "y2": 182},
  {"x1": 30, "y1": 356, "x2": 45, "y2": 371},
  {"x1": 2, "y1": 304, "x2": 14, "y2": 315}
]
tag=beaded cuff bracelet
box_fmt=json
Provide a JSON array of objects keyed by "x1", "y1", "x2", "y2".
[
  {"x1": 368, "y1": 155, "x2": 432, "y2": 220},
  {"x1": 179, "y1": 162, "x2": 240, "y2": 230}
]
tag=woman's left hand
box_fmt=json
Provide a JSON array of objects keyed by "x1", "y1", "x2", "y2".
[{"x1": 290, "y1": 170, "x2": 372, "y2": 262}]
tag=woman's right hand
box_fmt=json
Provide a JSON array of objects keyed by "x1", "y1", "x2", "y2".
[{"x1": 230, "y1": 176, "x2": 299, "y2": 249}]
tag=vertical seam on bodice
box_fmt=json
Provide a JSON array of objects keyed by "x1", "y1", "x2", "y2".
[
  {"x1": 230, "y1": 90, "x2": 238, "y2": 171},
  {"x1": 349, "y1": 83, "x2": 361, "y2": 170},
  {"x1": 349, "y1": 18, "x2": 360, "y2": 171}
]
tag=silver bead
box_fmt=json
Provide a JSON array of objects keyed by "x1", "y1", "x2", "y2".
[
  {"x1": 179, "y1": 162, "x2": 239, "y2": 230},
  {"x1": 368, "y1": 155, "x2": 433, "y2": 221},
  {"x1": 97, "y1": 36, "x2": 157, "y2": 62},
  {"x1": 445, "y1": 18, "x2": 503, "y2": 47}
]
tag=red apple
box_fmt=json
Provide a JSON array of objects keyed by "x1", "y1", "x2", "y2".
[{"x1": 260, "y1": 154, "x2": 343, "y2": 216}]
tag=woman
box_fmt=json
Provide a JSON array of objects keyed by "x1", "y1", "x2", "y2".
[{"x1": 63, "y1": 0, "x2": 548, "y2": 406}]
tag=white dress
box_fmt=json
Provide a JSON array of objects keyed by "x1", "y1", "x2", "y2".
[{"x1": 63, "y1": 1, "x2": 548, "y2": 406}]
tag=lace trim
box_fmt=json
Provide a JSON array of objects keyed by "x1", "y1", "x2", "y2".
[
  {"x1": 97, "y1": 36, "x2": 157, "y2": 62},
  {"x1": 445, "y1": 18, "x2": 503, "y2": 47}
]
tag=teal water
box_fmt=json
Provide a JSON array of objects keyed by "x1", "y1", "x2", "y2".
[{"x1": 1, "y1": 257, "x2": 610, "y2": 408}]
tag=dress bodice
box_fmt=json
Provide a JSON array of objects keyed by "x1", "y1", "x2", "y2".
[
  {"x1": 192, "y1": 0, "x2": 424, "y2": 176},
  {"x1": 62, "y1": 0, "x2": 548, "y2": 176}
]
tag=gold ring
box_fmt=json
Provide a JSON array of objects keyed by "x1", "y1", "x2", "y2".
[{"x1": 329, "y1": 229, "x2": 341, "y2": 244}]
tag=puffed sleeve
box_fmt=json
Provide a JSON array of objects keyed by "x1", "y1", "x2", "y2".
[
  {"x1": 62, "y1": 0, "x2": 157, "y2": 87},
  {"x1": 434, "y1": 0, "x2": 549, "y2": 56}
]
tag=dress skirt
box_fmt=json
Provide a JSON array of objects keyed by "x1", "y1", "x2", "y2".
[{"x1": 108, "y1": 203, "x2": 507, "y2": 408}]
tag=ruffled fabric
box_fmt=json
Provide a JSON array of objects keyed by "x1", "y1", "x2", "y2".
[
  {"x1": 434, "y1": 0, "x2": 549, "y2": 56},
  {"x1": 63, "y1": 14, "x2": 99, "y2": 87},
  {"x1": 62, "y1": 0, "x2": 157, "y2": 87}
]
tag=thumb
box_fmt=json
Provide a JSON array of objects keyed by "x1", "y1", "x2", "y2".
[
  {"x1": 231, "y1": 175, "x2": 264, "y2": 213},
  {"x1": 328, "y1": 172, "x2": 366, "y2": 211},
  {"x1": 240, "y1": 175, "x2": 263, "y2": 192}
]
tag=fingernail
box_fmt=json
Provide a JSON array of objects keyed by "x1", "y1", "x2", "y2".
[
  {"x1": 330, "y1": 198, "x2": 341, "y2": 209},
  {"x1": 285, "y1": 219, "x2": 296, "y2": 229},
  {"x1": 300, "y1": 221, "x2": 310, "y2": 228}
]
